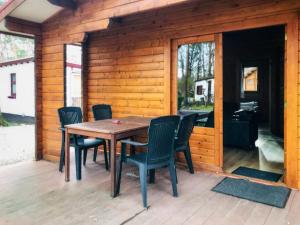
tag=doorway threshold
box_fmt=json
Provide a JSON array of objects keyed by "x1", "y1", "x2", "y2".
[{"x1": 217, "y1": 170, "x2": 288, "y2": 188}]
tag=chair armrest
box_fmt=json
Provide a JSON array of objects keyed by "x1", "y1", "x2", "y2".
[{"x1": 120, "y1": 139, "x2": 148, "y2": 147}]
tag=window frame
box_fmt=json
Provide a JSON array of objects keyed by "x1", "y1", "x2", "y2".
[
  {"x1": 197, "y1": 85, "x2": 204, "y2": 95},
  {"x1": 242, "y1": 65, "x2": 259, "y2": 93},
  {"x1": 8, "y1": 73, "x2": 16, "y2": 99}
]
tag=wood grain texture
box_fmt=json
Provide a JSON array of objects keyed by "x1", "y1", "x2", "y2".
[
  {"x1": 40, "y1": 0, "x2": 300, "y2": 187},
  {"x1": 5, "y1": 16, "x2": 41, "y2": 36},
  {"x1": 171, "y1": 34, "x2": 218, "y2": 169},
  {"x1": 65, "y1": 117, "x2": 150, "y2": 134},
  {"x1": 1, "y1": 160, "x2": 300, "y2": 225}
]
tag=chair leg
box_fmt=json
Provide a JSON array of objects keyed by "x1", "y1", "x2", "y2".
[
  {"x1": 149, "y1": 169, "x2": 155, "y2": 184},
  {"x1": 59, "y1": 140, "x2": 65, "y2": 172},
  {"x1": 174, "y1": 164, "x2": 178, "y2": 184},
  {"x1": 139, "y1": 165, "x2": 148, "y2": 208},
  {"x1": 103, "y1": 143, "x2": 109, "y2": 171},
  {"x1": 169, "y1": 162, "x2": 178, "y2": 197},
  {"x1": 116, "y1": 142, "x2": 126, "y2": 195},
  {"x1": 93, "y1": 146, "x2": 98, "y2": 162},
  {"x1": 75, "y1": 147, "x2": 82, "y2": 180},
  {"x1": 184, "y1": 145, "x2": 194, "y2": 174},
  {"x1": 83, "y1": 148, "x2": 88, "y2": 166}
]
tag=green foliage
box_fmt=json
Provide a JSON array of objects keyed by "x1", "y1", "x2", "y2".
[
  {"x1": 0, "y1": 113, "x2": 9, "y2": 127},
  {"x1": 0, "y1": 33, "x2": 34, "y2": 62},
  {"x1": 178, "y1": 42, "x2": 215, "y2": 111}
]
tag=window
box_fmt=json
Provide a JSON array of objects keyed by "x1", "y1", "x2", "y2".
[
  {"x1": 65, "y1": 44, "x2": 83, "y2": 108},
  {"x1": 242, "y1": 67, "x2": 258, "y2": 92},
  {"x1": 177, "y1": 41, "x2": 215, "y2": 127},
  {"x1": 9, "y1": 73, "x2": 16, "y2": 99},
  {"x1": 196, "y1": 85, "x2": 203, "y2": 95}
]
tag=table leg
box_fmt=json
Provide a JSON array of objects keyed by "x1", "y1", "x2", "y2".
[
  {"x1": 110, "y1": 135, "x2": 117, "y2": 197},
  {"x1": 65, "y1": 129, "x2": 70, "y2": 182}
]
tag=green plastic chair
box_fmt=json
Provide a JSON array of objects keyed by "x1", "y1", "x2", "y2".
[
  {"x1": 92, "y1": 104, "x2": 112, "y2": 169},
  {"x1": 175, "y1": 113, "x2": 198, "y2": 174},
  {"x1": 58, "y1": 107, "x2": 107, "y2": 180},
  {"x1": 116, "y1": 115, "x2": 180, "y2": 208}
]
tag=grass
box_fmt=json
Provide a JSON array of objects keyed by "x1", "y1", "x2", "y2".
[
  {"x1": 0, "y1": 113, "x2": 9, "y2": 127},
  {"x1": 181, "y1": 104, "x2": 214, "y2": 112}
]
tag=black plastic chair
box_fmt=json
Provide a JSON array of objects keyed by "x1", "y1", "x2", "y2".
[
  {"x1": 116, "y1": 115, "x2": 180, "y2": 208},
  {"x1": 175, "y1": 113, "x2": 197, "y2": 174},
  {"x1": 92, "y1": 104, "x2": 112, "y2": 121},
  {"x1": 92, "y1": 104, "x2": 112, "y2": 168},
  {"x1": 205, "y1": 111, "x2": 214, "y2": 128},
  {"x1": 58, "y1": 107, "x2": 108, "y2": 180}
]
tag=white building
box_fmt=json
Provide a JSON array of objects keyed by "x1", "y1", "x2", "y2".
[
  {"x1": 65, "y1": 44, "x2": 82, "y2": 108},
  {"x1": 194, "y1": 78, "x2": 214, "y2": 103},
  {"x1": 65, "y1": 63, "x2": 82, "y2": 107},
  {"x1": 0, "y1": 58, "x2": 35, "y2": 118}
]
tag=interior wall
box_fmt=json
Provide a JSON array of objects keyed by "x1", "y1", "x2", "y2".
[
  {"x1": 40, "y1": 0, "x2": 300, "y2": 185},
  {"x1": 223, "y1": 26, "x2": 285, "y2": 134}
]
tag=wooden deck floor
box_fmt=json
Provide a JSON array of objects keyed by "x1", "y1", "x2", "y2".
[{"x1": 1, "y1": 152, "x2": 300, "y2": 225}]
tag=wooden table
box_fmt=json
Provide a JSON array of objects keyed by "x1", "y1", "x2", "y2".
[{"x1": 64, "y1": 116, "x2": 151, "y2": 197}]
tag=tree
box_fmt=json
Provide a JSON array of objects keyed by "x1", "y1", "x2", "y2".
[{"x1": 0, "y1": 33, "x2": 34, "y2": 62}]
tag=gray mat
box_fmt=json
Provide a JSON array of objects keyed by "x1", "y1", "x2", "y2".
[{"x1": 212, "y1": 177, "x2": 291, "y2": 208}]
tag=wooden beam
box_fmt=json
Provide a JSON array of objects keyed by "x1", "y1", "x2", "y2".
[
  {"x1": 0, "y1": 0, "x2": 25, "y2": 22},
  {"x1": 48, "y1": 0, "x2": 77, "y2": 10},
  {"x1": 5, "y1": 16, "x2": 41, "y2": 36},
  {"x1": 0, "y1": 57, "x2": 34, "y2": 67},
  {"x1": 63, "y1": 19, "x2": 109, "y2": 43},
  {"x1": 0, "y1": 30, "x2": 33, "y2": 39}
]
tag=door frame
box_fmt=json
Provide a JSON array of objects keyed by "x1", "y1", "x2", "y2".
[
  {"x1": 63, "y1": 43, "x2": 88, "y2": 120},
  {"x1": 217, "y1": 13, "x2": 298, "y2": 188},
  {"x1": 168, "y1": 12, "x2": 298, "y2": 188},
  {"x1": 171, "y1": 34, "x2": 223, "y2": 171}
]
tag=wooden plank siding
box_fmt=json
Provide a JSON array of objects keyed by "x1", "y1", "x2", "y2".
[
  {"x1": 40, "y1": 0, "x2": 300, "y2": 187},
  {"x1": 298, "y1": 12, "x2": 300, "y2": 188}
]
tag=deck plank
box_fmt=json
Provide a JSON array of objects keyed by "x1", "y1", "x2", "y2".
[{"x1": 0, "y1": 154, "x2": 299, "y2": 225}]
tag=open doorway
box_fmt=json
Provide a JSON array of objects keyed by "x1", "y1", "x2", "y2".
[
  {"x1": 0, "y1": 33, "x2": 36, "y2": 166},
  {"x1": 222, "y1": 26, "x2": 285, "y2": 182},
  {"x1": 64, "y1": 44, "x2": 83, "y2": 108}
]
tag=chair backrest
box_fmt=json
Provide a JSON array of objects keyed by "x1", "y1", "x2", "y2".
[
  {"x1": 176, "y1": 113, "x2": 197, "y2": 147},
  {"x1": 205, "y1": 111, "x2": 214, "y2": 128},
  {"x1": 147, "y1": 115, "x2": 180, "y2": 165},
  {"x1": 58, "y1": 107, "x2": 82, "y2": 128},
  {"x1": 92, "y1": 104, "x2": 112, "y2": 121}
]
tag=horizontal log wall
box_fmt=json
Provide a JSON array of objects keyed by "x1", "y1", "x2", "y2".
[
  {"x1": 298, "y1": 12, "x2": 300, "y2": 187},
  {"x1": 41, "y1": 0, "x2": 300, "y2": 185}
]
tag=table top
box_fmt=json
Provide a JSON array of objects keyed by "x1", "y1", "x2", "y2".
[{"x1": 65, "y1": 116, "x2": 151, "y2": 134}]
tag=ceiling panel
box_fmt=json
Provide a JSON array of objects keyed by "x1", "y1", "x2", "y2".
[{"x1": 10, "y1": 0, "x2": 62, "y2": 23}]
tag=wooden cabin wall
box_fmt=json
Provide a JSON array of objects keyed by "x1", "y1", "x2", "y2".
[
  {"x1": 35, "y1": 34, "x2": 43, "y2": 160},
  {"x1": 41, "y1": 0, "x2": 300, "y2": 185},
  {"x1": 298, "y1": 12, "x2": 300, "y2": 188}
]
